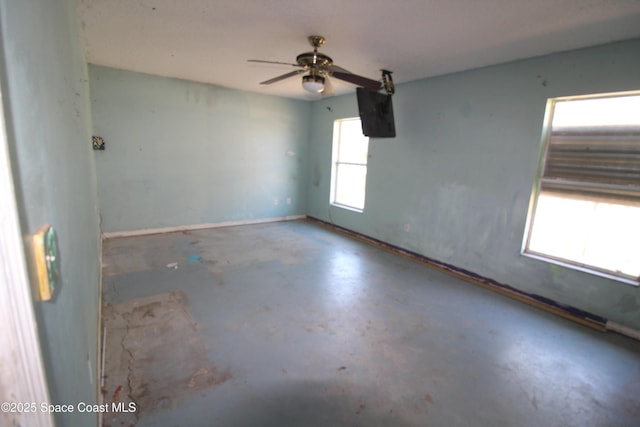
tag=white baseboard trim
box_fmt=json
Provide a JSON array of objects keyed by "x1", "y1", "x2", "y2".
[
  {"x1": 606, "y1": 320, "x2": 640, "y2": 341},
  {"x1": 101, "y1": 215, "x2": 307, "y2": 239}
]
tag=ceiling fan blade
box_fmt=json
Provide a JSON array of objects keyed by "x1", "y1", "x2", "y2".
[
  {"x1": 327, "y1": 64, "x2": 352, "y2": 74},
  {"x1": 259, "y1": 70, "x2": 301, "y2": 85},
  {"x1": 248, "y1": 59, "x2": 301, "y2": 67},
  {"x1": 332, "y1": 71, "x2": 382, "y2": 91}
]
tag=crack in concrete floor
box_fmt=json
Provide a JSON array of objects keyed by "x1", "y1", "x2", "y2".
[{"x1": 102, "y1": 290, "x2": 230, "y2": 426}]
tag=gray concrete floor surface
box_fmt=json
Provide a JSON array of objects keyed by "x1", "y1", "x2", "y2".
[{"x1": 100, "y1": 220, "x2": 640, "y2": 427}]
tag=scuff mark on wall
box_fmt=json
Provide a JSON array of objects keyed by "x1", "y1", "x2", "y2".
[
  {"x1": 614, "y1": 295, "x2": 639, "y2": 314},
  {"x1": 313, "y1": 164, "x2": 322, "y2": 187},
  {"x1": 431, "y1": 183, "x2": 509, "y2": 264},
  {"x1": 458, "y1": 101, "x2": 472, "y2": 118}
]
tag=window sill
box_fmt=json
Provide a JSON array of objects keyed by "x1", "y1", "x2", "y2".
[
  {"x1": 521, "y1": 250, "x2": 639, "y2": 287},
  {"x1": 330, "y1": 203, "x2": 364, "y2": 213}
]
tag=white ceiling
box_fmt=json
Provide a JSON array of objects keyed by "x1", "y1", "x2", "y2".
[{"x1": 77, "y1": 0, "x2": 640, "y2": 100}]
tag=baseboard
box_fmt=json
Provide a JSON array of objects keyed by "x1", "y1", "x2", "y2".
[
  {"x1": 101, "y1": 215, "x2": 306, "y2": 239},
  {"x1": 606, "y1": 321, "x2": 640, "y2": 341},
  {"x1": 306, "y1": 216, "x2": 640, "y2": 339}
]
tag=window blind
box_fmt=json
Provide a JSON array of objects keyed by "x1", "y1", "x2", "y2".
[{"x1": 540, "y1": 126, "x2": 640, "y2": 202}]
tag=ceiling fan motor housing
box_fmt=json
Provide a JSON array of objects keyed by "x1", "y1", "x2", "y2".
[
  {"x1": 297, "y1": 49, "x2": 332, "y2": 93},
  {"x1": 296, "y1": 52, "x2": 333, "y2": 68}
]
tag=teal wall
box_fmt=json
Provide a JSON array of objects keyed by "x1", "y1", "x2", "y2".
[
  {"x1": 0, "y1": 0, "x2": 101, "y2": 425},
  {"x1": 89, "y1": 40, "x2": 640, "y2": 329},
  {"x1": 307, "y1": 39, "x2": 640, "y2": 329},
  {"x1": 90, "y1": 66, "x2": 310, "y2": 233},
  {"x1": 0, "y1": 2, "x2": 635, "y2": 423}
]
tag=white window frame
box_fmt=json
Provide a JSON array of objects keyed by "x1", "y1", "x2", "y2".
[
  {"x1": 330, "y1": 118, "x2": 369, "y2": 212},
  {"x1": 522, "y1": 90, "x2": 640, "y2": 286}
]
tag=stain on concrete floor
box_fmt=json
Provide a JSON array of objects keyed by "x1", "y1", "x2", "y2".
[
  {"x1": 102, "y1": 291, "x2": 229, "y2": 426},
  {"x1": 100, "y1": 221, "x2": 640, "y2": 427}
]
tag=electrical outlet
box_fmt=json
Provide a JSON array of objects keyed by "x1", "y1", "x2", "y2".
[
  {"x1": 273, "y1": 198, "x2": 279, "y2": 205},
  {"x1": 286, "y1": 197, "x2": 291, "y2": 205},
  {"x1": 404, "y1": 223, "x2": 411, "y2": 232}
]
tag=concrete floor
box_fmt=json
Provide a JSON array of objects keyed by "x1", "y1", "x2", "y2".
[{"x1": 101, "y1": 220, "x2": 640, "y2": 427}]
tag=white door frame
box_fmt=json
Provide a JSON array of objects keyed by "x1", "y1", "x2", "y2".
[{"x1": 0, "y1": 80, "x2": 54, "y2": 425}]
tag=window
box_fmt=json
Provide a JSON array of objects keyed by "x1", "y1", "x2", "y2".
[
  {"x1": 522, "y1": 91, "x2": 640, "y2": 285},
  {"x1": 330, "y1": 118, "x2": 369, "y2": 211}
]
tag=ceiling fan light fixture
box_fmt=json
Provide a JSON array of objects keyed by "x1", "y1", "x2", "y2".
[
  {"x1": 249, "y1": 35, "x2": 383, "y2": 95},
  {"x1": 302, "y1": 74, "x2": 325, "y2": 93}
]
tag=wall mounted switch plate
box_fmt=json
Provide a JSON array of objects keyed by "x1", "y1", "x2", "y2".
[{"x1": 33, "y1": 225, "x2": 59, "y2": 301}]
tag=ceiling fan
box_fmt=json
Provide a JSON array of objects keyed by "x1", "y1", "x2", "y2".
[{"x1": 248, "y1": 35, "x2": 382, "y2": 95}]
